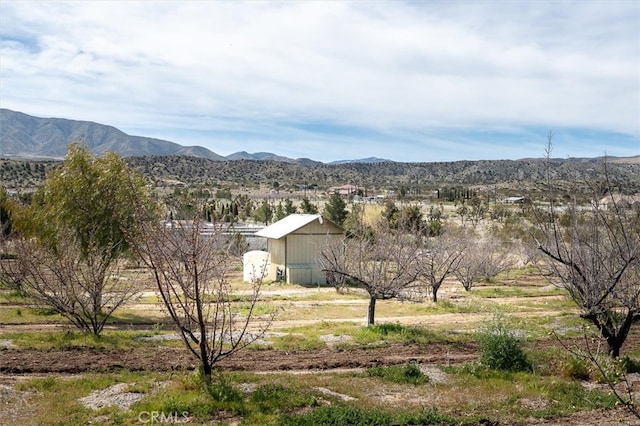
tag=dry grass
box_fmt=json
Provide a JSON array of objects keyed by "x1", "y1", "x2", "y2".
[{"x1": 1, "y1": 262, "x2": 635, "y2": 425}]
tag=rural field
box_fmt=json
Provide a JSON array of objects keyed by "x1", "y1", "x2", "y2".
[
  {"x1": 1, "y1": 150, "x2": 639, "y2": 425},
  {"x1": 2, "y1": 2, "x2": 638, "y2": 423},
  {"x1": 1, "y1": 264, "x2": 639, "y2": 425}
]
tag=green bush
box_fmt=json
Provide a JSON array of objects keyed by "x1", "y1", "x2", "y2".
[
  {"x1": 278, "y1": 406, "x2": 460, "y2": 425},
  {"x1": 249, "y1": 383, "x2": 318, "y2": 414},
  {"x1": 366, "y1": 362, "x2": 428, "y2": 385},
  {"x1": 560, "y1": 354, "x2": 591, "y2": 380},
  {"x1": 203, "y1": 371, "x2": 243, "y2": 402},
  {"x1": 621, "y1": 356, "x2": 640, "y2": 374},
  {"x1": 478, "y1": 313, "x2": 531, "y2": 373},
  {"x1": 590, "y1": 355, "x2": 627, "y2": 384},
  {"x1": 560, "y1": 353, "x2": 636, "y2": 383}
]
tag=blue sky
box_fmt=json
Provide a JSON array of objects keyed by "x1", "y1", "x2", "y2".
[{"x1": 1, "y1": 1, "x2": 638, "y2": 163}]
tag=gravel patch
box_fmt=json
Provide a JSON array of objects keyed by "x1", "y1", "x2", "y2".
[
  {"x1": 420, "y1": 366, "x2": 449, "y2": 384},
  {"x1": 0, "y1": 340, "x2": 15, "y2": 348},
  {"x1": 79, "y1": 383, "x2": 144, "y2": 411},
  {"x1": 0, "y1": 383, "x2": 33, "y2": 424},
  {"x1": 320, "y1": 334, "x2": 352, "y2": 347},
  {"x1": 136, "y1": 334, "x2": 181, "y2": 342},
  {"x1": 314, "y1": 386, "x2": 357, "y2": 401}
]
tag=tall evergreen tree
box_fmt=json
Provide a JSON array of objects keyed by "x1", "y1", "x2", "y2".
[
  {"x1": 300, "y1": 197, "x2": 318, "y2": 214},
  {"x1": 324, "y1": 192, "x2": 348, "y2": 226}
]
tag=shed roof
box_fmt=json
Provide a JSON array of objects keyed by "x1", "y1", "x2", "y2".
[{"x1": 255, "y1": 214, "x2": 335, "y2": 240}]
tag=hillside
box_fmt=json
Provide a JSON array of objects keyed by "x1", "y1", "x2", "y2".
[
  {"x1": 3, "y1": 155, "x2": 639, "y2": 198},
  {"x1": 0, "y1": 109, "x2": 225, "y2": 160},
  {"x1": 2, "y1": 109, "x2": 639, "y2": 195},
  {"x1": 0, "y1": 109, "x2": 383, "y2": 164},
  {"x1": 127, "y1": 156, "x2": 640, "y2": 192}
]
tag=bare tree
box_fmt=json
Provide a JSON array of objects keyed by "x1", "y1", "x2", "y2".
[
  {"x1": 456, "y1": 235, "x2": 513, "y2": 291},
  {"x1": 535, "y1": 177, "x2": 640, "y2": 358},
  {"x1": 467, "y1": 196, "x2": 487, "y2": 229},
  {"x1": 456, "y1": 203, "x2": 469, "y2": 227},
  {"x1": 319, "y1": 220, "x2": 422, "y2": 326},
  {"x1": 135, "y1": 212, "x2": 272, "y2": 386},
  {"x1": 453, "y1": 230, "x2": 510, "y2": 291},
  {"x1": 454, "y1": 246, "x2": 484, "y2": 292},
  {"x1": 5, "y1": 226, "x2": 140, "y2": 335},
  {"x1": 418, "y1": 233, "x2": 464, "y2": 302}
]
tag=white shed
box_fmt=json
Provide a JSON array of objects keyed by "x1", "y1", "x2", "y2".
[{"x1": 249, "y1": 214, "x2": 345, "y2": 285}]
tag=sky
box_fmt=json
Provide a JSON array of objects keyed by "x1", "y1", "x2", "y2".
[{"x1": 1, "y1": 1, "x2": 639, "y2": 163}]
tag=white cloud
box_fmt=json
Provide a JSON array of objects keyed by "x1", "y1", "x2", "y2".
[{"x1": 0, "y1": 0, "x2": 638, "y2": 162}]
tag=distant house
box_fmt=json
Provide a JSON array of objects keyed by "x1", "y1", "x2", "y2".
[
  {"x1": 599, "y1": 194, "x2": 640, "y2": 209},
  {"x1": 326, "y1": 184, "x2": 362, "y2": 196},
  {"x1": 248, "y1": 214, "x2": 345, "y2": 285},
  {"x1": 503, "y1": 196, "x2": 526, "y2": 204}
]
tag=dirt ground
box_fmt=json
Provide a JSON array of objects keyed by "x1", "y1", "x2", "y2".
[
  {"x1": 0, "y1": 341, "x2": 479, "y2": 375},
  {"x1": 1, "y1": 341, "x2": 639, "y2": 425},
  {"x1": 1, "y1": 335, "x2": 637, "y2": 372},
  {"x1": 1, "y1": 278, "x2": 639, "y2": 425}
]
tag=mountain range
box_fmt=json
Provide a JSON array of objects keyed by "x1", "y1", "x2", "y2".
[
  {"x1": 2, "y1": 108, "x2": 639, "y2": 194},
  {"x1": 0, "y1": 109, "x2": 389, "y2": 164}
]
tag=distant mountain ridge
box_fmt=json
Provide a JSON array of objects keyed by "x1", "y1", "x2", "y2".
[
  {"x1": 0, "y1": 109, "x2": 227, "y2": 160},
  {"x1": 2, "y1": 109, "x2": 637, "y2": 166},
  {"x1": 0, "y1": 109, "x2": 388, "y2": 164},
  {"x1": 328, "y1": 157, "x2": 392, "y2": 165},
  {"x1": 225, "y1": 151, "x2": 319, "y2": 164}
]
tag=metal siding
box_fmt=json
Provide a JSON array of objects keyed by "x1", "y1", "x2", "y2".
[
  {"x1": 287, "y1": 234, "x2": 312, "y2": 264},
  {"x1": 286, "y1": 266, "x2": 312, "y2": 285},
  {"x1": 284, "y1": 222, "x2": 343, "y2": 284},
  {"x1": 270, "y1": 239, "x2": 286, "y2": 265},
  {"x1": 260, "y1": 218, "x2": 345, "y2": 285},
  {"x1": 255, "y1": 214, "x2": 321, "y2": 239},
  {"x1": 291, "y1": 220, "x2": 343, "y2": 236},
  {"x1": 266, "y1": 239, "x2": 286, "y2": 281}
]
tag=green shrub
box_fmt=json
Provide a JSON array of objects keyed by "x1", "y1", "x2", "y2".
[
  {"x1": 279, "y1": 406, "x2": 392, "y2": 425},
  {"x1": 621, "y1": 356, "x2": 640, "y2": 374},
  {"x1": 362, "y1": 323, "x2": 444, "y2": 345},
  {"x1": 560, "y1": 354, "x2": 591, "y2": 380},
  {"x1": 560, "y1": 353, "x2": 634, "y2": 383},
  {"x1": 590, "y1": 355, "x2": 627, "y2": 384},
  {"x1": 366, "y1": 362, "x2": 428, "y2": 385},
  {"x1": 249, "y1": 383, "x2": 318, "y2": 414},
  {"x1": 478, "y1": 313, "x2": 531, "y2": 372},
  {"x1": 278, "y1": 406, "x2": 460, "y2": 425},
  {"x1": 203, "y1": 371, "x2": 243, "y2": 402}
]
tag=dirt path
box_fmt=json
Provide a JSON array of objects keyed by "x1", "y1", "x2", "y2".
[
  {"x1": 0, "y1": 341, "x2": 477, "y2": 375},
  {"x1": 4, "y1": 333, "x2": 638, "y2": 375}
]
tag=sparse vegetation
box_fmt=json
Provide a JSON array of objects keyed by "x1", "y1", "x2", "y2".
[
  {"x1": 366, "y1": 362, "x2": 428, "y2": 384},
  {"x1": 3, "y1": 155, "x2": 640, "y2": 199},
  {"x1": 1, "y1": 150, "x2": 639, "y2": 425},
  {"x1": 477, "y1": 312, "x2": 532, "y2": 372}
]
